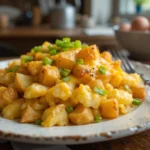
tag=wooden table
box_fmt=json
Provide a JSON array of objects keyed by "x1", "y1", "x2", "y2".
[
  {"x1": 0, "y1": 26, "x2": 118, "y2": 54},
  {"x1": 0, "y1": 58, "x2": 150, "y2": 150}
]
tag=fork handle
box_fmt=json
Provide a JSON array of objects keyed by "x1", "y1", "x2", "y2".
[{"x1": 140, "y1": 74, "x2": 150, "y2": 86}]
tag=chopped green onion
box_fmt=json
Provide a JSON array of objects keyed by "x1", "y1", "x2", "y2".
[
  {"x1": 63, "y1": 37, "x2": 71, "y2": 43},
  {"x1": 74, "y1": 40, "x2": 81, "y2": 48},
  {"x1": 6, "y1": 68, "x2": 12, "y2": 73},
  {"x1": 55, "y1": 39, "x2": 63, "y2": 47},
  {"x1": 12, "y1": 66, "x2": 20, "y2": 72},
  {"x1": 93, "y1": 87, "x2": 107, "y2": 96},
  {"x1": 50, "y1": 49, "x2": 58, "y2": 56},
  {"x1": 48, "y1": 44, "x2": 53, "y2": 50},
  {"x1": 35, "y1": 119, "x2": 42, "y2": 125},
  {"x1": 76, "y1": 59, "x2": 84, "y2": 65},
  {"x1": 66, "y1": 106, "x2": 74, "y2": 113},
  {"x1": 132, "y1": 98, "x2": 142, "y2": 106},
  {"x1": 60, "y1": 68, "x2": 71, "y2": 77},
  {"x1": 95, "y1": 116, "x2": 102, "y2": 123},
  {"x1": 23, "y1": 55, "x2": 33, "y2": 63},
  {"x1": 98, "y1": 66, "x2": 106, "y2": 75},
  {"x1": 62, "y1": 76, "x2": 70, "y2": 82},
  {"x1": 82, "y1": 44, "x2": 88, "y2": 49},
  {"x1": 124, "y1": 85, "x2": 130, "y2": 91},
  {"x1": 32, "y1": 46, "x2": 41, "y2": 53},
  {"x1": 43, "y1": 57, "x2": 53, "y2": 65}
]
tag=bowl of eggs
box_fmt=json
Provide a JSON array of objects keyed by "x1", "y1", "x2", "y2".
[{"x1": 115, "y1": 16, "x2": 150, "y2": 60}]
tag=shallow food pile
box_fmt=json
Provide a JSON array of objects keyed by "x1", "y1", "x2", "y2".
[{"x1": 0, "y1": 38, "x2": 146, "y2": 127}]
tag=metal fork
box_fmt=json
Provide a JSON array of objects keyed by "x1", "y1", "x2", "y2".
[{"x1": 109, "y1": 50, "x2": 150, "y2": 86}]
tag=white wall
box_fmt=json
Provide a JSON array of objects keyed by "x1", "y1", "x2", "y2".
[{"x1": 91, "y1": 0, "x2": 112, "y2": 24}]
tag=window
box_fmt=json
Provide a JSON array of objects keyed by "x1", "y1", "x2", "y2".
[{"x1": 119, "y1": 0, "x2": 150, "y2": 15}]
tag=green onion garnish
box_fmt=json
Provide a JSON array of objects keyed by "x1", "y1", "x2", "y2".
[
  {"x1": 98, "y1": 66, "x2": 106, "y2": 75},
  {"x1": 95, "y1": 116, "x2": 102, "y2": 123},
  {"x1": 63, "y1": 37, "x2": 71, "y2": 43},
  {"x1": 124, "y1": 85, "x2": 130, "y2": 91},
  {"x1": 62, "y1": 76, "x2": 70, "y2": 82},
  {"x1": 132, "y1": 98, "x2": 142, "y2": 106},
  {"x1": 32, "y1": 46, "x2": 41, "y2": 53},
  {"x1": 93, "y1": 87, "x2": 107, "y2": 96},
  {"x1": 66, "y1": 106, "x2": 74, "y2": 113},
  {"x1": 12, "y1": 66, "x2": 20, "y2": 72},
  {"x1": 74, "y1": 40, "x2": 81, "y2": 48},
  {"x1": 23, "y1": 56, "x2": 33, "y2": 63},
  {"x1": 50, "y1": 49, "x2": 58, "y2": 55},
  {"x1": 59, "y1": 68, "x2": 71, "y2": 77},
  {"x1": 6, "y1": 68, "x2": 12, "y2": 73},
  {"x1": 35, "y1": 119, "x2": 42, "y2": 125},
  {"x1": 76, "y1": 59, "x2": 84, "y2": 65},
  {"x1": 43, "y1": 57, "x2": 53, "y2": 65}
]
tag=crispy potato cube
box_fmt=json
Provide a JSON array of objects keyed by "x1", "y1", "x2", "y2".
[
  {"x1": 39, "y1": 65, "x2": 60, "y2": 87},
  {"x1": 20, "y1": 105, "x2": 42, "y2": 123},
  {"x1": 100, "y1": 98, "x2": 119, "y2": 119},
  {"x1": 73, "y1": 64, "x2": 96, "y2": 79},
  {"x1": 2, "y1": 99, "x2": 24, "y2": 120},
  {"x1": 46, "y1": 88, "x2": 60, "y2": 106},
  {"x1": 71, "y1": 84, "x2": 101, "y2": 109},
  {"x1": 76, "y1": 45, "x2": 100, "y2": 61},
  {"x1": 101, "y1": 51, "x2": 112, "y2": 62},
  {"x1": 15, "y1": 73, "x2": 34, "y2": 92},
  {"x1": 108, "y1": 89, "x2": 133, "y2": 105},
  {"x1": 51, "y1": 83, "x2": 72, "y2": 101},
  {"x1": 88, "y1": 79, "x2": 104, "y2": 90},
  {"x1": 0, "y1": 87, "x2": 18, "y2": 109},
  {"x1": 27, "y1": 61, "x2": 42, "y2": 76},
  {"x1": 55, "y1": 50, "x2": 78, "y2": 70},
  {"x1": 69, "y1": 105, "x2": 94, "y2": 125},
  {"x1": 110, "y1": 73, "x2": 123, "y2": 88},
  {"x1": 35, "y1": 52, "x2": 50, "y2": 60},
  {"x1": 122, "y1": 72, "x2": 142, "y2": 86},
  {"x1": 41, "y1": 104, "x2": 68, "y2": 127},
  {"x1": 64, "y1": 75, "x2": 79, "y2": 91},
  {"x1": 131, "y1": 85, "x2": 146, "y2": 99},
  {"x1": 42, "y1": 41, "x2": 51, "y2": 48},
  {"x1": 0, "y1": 72, "x2": 16, "y2": 86},
  {"x1": 104, "y1": 83, "x2": 114, "y2": 92},
  {"x1": 24, "y1": 83, "x2": 49, "y2": 99}
]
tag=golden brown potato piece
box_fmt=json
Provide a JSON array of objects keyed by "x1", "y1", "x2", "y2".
[
  {"x1": 108, "y1": 89, "x2": 133, "y2": 105},
  {"x1": 39, "y1": 65, "x2": 60, "y2": 87},
  {"x1": 131, "y1": 85, "x2": 146, "y2": 99},
  {"x1": 0, "y1": 87, "x2": 18, "y2": 109},
  {"x1": 24, "y1": 83, "x2": 49, "y2": 99},
  {"x1": 27, "y1": 61, "x2": 42, "y2": 76},
  {"x1": 69, "y1": 105, "x2": 94, "y2": 125},
  {"x1": 100, "y1": 98, "x2": 119, "y2": 119},
  {"x1": 2, "y1": 99, "x2": 24, "y2": 120},
  {"x1": 0, "y1": 72, "x2": 16, "y2": 86},
  {"x1": 110, "y1": 73, "x2": 123, "y2": 88},
  {"x1": 88, "y1": 79, "x2": 104, "y2": 90},
  {"x1": 76, "y1": 45, "x2": 100, "y2": 61},
  {"x1": 35, "y1": 52, "x2": 50, "y2": 60},
  {"x1": 101, "y1": 51, "x2": 112, "y2": 62},
  {"x1": 20, "y1": 105, "x2": 42, "y2": 123},
  {"x1": 55, "y1": 50, "x2": 78, "y2": 70},
  {"x1": 15, "y1": 73, "x2": 34, "y2": 92},
  {"x1": 41, "y1": 104, "x2": 68, "y2": 127}
]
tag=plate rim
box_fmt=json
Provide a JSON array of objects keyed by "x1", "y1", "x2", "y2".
[{"x1": 0, "y1": 59, "x2": 150, "y2": 144}]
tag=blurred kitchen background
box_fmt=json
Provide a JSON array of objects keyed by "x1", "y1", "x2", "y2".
[{"x1": 0, "y1": 0, "x2": 150, "y2": 56}]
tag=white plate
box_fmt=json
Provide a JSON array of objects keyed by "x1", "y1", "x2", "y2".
[{"x1": 0, "y1": 59, "x2": 150, "y2": 145}]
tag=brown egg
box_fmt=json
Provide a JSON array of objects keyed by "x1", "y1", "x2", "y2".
[
  {"x1": 119, "y1": 23, "x2": 131, "y2": 31},
  {"x1": 131, "y1": 16, "x2": 150, "y2": 31}
]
